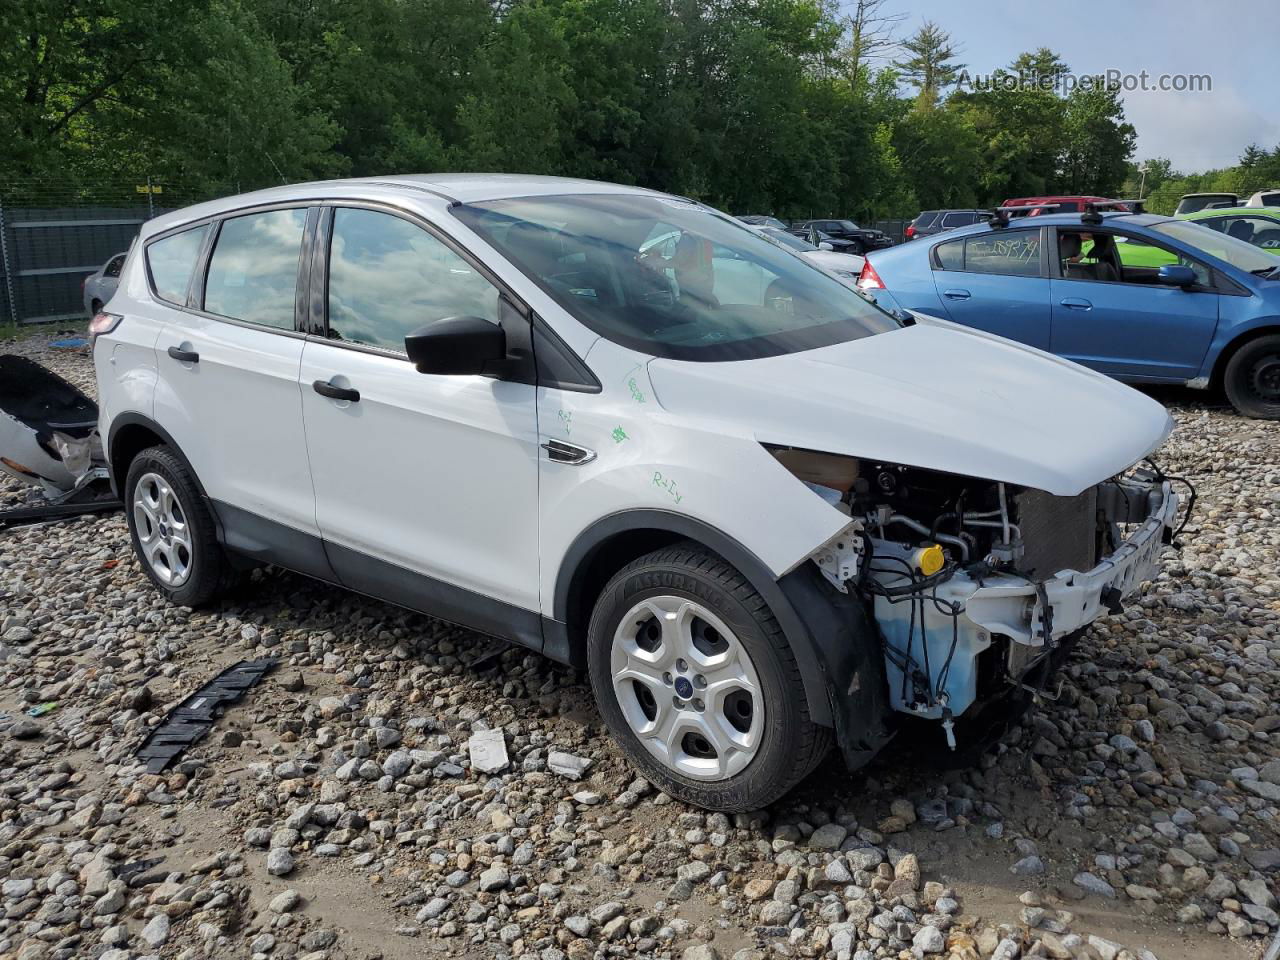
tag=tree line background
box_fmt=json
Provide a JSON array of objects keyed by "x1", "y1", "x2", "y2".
[{"x1": 2, "y1": 0, "x2": 1277, "y2": 218}]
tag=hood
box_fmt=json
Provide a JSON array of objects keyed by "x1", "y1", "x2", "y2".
[{"x1": 647, "y1": 319, "x2": 1173, "y2": 496}]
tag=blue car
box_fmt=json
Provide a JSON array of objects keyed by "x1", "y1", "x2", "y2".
[{"x1": 859, "y1": 208, "x2": 1280, "y2": 419}]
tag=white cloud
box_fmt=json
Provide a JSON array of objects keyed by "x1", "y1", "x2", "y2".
[{"x1": 1123, "y1": 85, "x2": 1279, "y2": 173}]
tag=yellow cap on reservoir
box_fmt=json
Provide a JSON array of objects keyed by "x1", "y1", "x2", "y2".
[{"x1": 915, "y1": 544, "x2": 946, "y2": 576}]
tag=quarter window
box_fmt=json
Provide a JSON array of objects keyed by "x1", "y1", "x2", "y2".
[
  {"x1": 326, "y1": 207, "x2": 501, "y2": 352},
  {"x1": 146, "y1": 225, "x2": 210, "y2": 305},
  {"x1": 204, "y1": 209, "x2": 306, "y2": 329},
  {"x1": 934, "y1": 238, "x2": 963, "y2": 270},
  {"x1": 104, "y1": 255, "x2": 125, "y2": 278}
]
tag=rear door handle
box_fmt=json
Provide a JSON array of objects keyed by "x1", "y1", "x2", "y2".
[
  {"x1": 312, "y1": 379, "x2": 360, "y2": 403},
  {"x1": 942, "y1": 288, "x2": 971, "y2": 301},
  {"x1": 167, "y1": 345, "x2": 199, "y2": 363},
  {"x1": 1060, "y1": 298, "x2": 1093, "y2": 311}
]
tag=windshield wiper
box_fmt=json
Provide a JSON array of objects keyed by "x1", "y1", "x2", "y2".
[{"x1": 1250, "y1": 265, "x2": 1280, "y2": 277}]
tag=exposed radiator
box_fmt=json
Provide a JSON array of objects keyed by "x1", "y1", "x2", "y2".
[{"x1": 1014, "y1": 486, "x2": 1099, "y2": 579}]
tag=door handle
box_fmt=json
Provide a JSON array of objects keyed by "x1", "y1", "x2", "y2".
[
  {"x1": 167, "y1": 345, "x2": 199, "y2": 363},
  {"x1": 541, "y1": 439, "x2": 596, "y2": 465},
  {"x1": 312, "y1": 379, "x2": 360, "y2": 403},
  {"x1": 942, "y1": 288, "x2": 971, "y2": 300},
  {"x1": 1060, "y1": 298, "x2": 1093, "y2": 311}
]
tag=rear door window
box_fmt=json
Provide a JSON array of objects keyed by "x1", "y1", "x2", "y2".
[
  {"x1": 146, "y1": 225, "x2": 211, "y2": 305},
  {"x1": 203, "y1": 208, "x2": 307, "y2": 330},
  {"x1": 963, "y1": 232, "x2": 1041, "y2": 276},
  {"x1": 933, "y1": 232, "x2": 1040, "y2": 276},
  {"x1": 940, "y1": 212, "x2": 977, "y2": 228}
]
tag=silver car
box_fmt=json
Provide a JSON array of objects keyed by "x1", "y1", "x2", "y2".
[{"x1": 82, "y1": 252, "x2": 127, "y2": 315}]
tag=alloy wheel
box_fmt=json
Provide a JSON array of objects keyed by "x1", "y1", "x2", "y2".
[
  {"x1": 610, "y1": 595, "x2": 764, "y2": 781},
  {"x1": 132, "y1": 471, "x2": 194, "y2": 587}
]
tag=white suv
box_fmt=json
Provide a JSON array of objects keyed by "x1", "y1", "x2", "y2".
[{"x1": 92, "y1": 175, "x2": 1181, "y2": 810}]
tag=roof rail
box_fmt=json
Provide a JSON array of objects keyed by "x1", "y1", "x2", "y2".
[
  {"x1": 988, "y1": 203, "x2": 1063, "y2": 228},
  {"x1": 1082, "y1": 199, "x2": 1141, "y2": 224}
]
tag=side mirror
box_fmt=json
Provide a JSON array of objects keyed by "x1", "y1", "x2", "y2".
[
  {"x1": 1157, "y1": 264, "x2": 1197, "y2": 288},
  {"x1": 404, "y1": 316, "x2": 506, "y2": 375},
  {"x1": 818, "y1": 241, "x2": 834, "y2": 251}
]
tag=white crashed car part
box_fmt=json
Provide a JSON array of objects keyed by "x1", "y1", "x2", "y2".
[{"x1": 789, "y1": 451, "x2": 1180, "y2": 739}]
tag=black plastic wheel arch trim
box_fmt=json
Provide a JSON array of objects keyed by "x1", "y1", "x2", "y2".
[{"x1": 553, "y1": 509, "x2": 889, "y2": 731}]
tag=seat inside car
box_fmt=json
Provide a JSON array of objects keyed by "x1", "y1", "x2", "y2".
[
  {"x1": 1227, "y1": 219, "x2": 1255, "y2": 244},
  {"x1": 1087, "y1": 234, "x2": 1121, "y2": 282},
  {"x1": 1060, "y1": 232, "x2": 1120, "y2": 282}
]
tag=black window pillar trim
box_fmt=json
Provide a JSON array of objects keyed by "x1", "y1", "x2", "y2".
[
  {"x1": 183, "y1": 220, "x2": 220, "y2": 310},
  {"x1": 308, "y1": 206, "x2": 332, "y2": 336},
  {"x1": 295, "y1": 207, "x2": 320, "y2": 335}
]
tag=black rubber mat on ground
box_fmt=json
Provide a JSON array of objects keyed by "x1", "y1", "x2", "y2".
[{"x1": 134, "y1": 658, "x2": 276, "y2": 773}]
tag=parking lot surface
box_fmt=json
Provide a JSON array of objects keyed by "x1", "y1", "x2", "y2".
[{"x1": 0, "y1": 334, "x2": 1276, "y2": 960}]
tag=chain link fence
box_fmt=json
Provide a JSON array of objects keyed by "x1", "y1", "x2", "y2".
[{"x1": 0, "y1": 178, "x2": 270, "y2": 326}]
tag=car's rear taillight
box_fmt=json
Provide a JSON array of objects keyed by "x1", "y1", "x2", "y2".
[
  {"x1": 905, "y1": 224, "x2": 915, "y2": 239},
  {"x1": 857, "y1": 260, "x2": 885, "y2": 290},
  {"x1": 88, "y1": 311, "x2": 123, "y2": 344}
]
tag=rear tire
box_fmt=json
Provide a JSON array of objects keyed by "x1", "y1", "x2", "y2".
[
  {"x1": 587, "y1": 542, "x2": 830, "y2": 811},
  {"x1": 124, "y1": 446, "x2": 237, "y2": 607},
  {"x1": 1223, "y1": 334, "x2": 1280, "y2": 420}
]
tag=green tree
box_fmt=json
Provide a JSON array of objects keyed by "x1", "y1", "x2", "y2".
[
  {"x1": 893, "y1": 20, "x2": 963, "y2": 105},
  {"x1": 1058, "y1": 82, "x2": 1137, "y2": 196},
  {"x1": 454, "y1": 3, "x2": 575, "y2": 173},
  {"x1": 0, "y1": 0, "x2": 212, "y2": 181}
]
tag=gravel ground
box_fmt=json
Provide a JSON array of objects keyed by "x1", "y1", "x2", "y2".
[{"x1": 0, "y1": 332, "x2": 1277, "y2": 960}]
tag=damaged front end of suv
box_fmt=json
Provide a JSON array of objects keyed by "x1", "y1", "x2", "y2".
[{"x1": 778, "y1": 446, "x2": 1185, "y2": 762}]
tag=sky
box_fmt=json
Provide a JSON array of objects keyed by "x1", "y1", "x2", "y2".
[{"x1": 877, "y1": 0, "x2": 1280, "y2": 172}]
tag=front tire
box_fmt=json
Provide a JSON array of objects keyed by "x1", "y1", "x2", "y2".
[
  {"x1": 1223, "y1": 334, "x2": 1280, "y2": 420},
  {"x1": 587, "y1": 542, "x2": 830, "y2": 811},
  {"x1": 124, "y1": 446, "x2": 236, "y2": 607}
]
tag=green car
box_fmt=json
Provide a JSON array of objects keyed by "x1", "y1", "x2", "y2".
[
  {"x1": 1078, "y1": 235, "x2": 1182, "y2": 269},
  {"x1": 1178, "y1": 207, "x2": 1280, "y2": 256},
  {"x1": 1073, "y1": 208, "x2": 1280, "y2": 271}
]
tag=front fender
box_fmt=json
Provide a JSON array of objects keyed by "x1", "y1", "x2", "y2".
[
  {"x1": 1200, "y1": 314, "x2": 1280, "y2": 382},
  {"x1": 551, "y1": 508, "x2": 896, "y2": 737}
]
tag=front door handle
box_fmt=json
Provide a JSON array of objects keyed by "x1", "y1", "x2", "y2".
[
  {"x1": 1060, "y1": 298, "x2": 1093, "y2": 311},
  {"x1": 167, "y1": 345, "x2": 199, "y2": 363},
  {"x1": 541, "y1": 439, "x2": 596, "y2": 465},
  {"x1": 312, "y1": 379, "x2": 360, "y2": 402},
  {"x1": 942, "y1": 288, "x2": 971, "y2": 301}
]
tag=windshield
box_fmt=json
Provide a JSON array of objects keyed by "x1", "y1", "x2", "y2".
[
  {"x1": 1151, "y1": 219, "x2": 1279, "y2": 274},
  {"x1": 453, "y1": 194, "x2": 897, "y2": 361},
  {"x1": 759, "y1": 227, "x2": 816, "y2": 252},
  {"x1": 838, "y1": 220, "x2": 861, "y2": 231}
]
